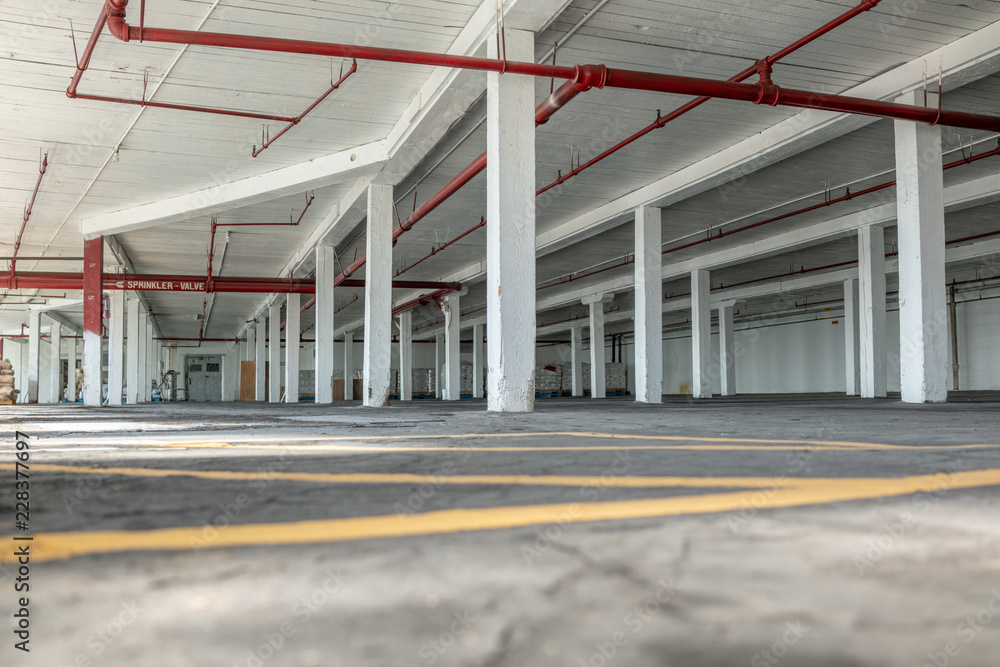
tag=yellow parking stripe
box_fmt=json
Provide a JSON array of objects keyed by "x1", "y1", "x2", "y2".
[{"x1": 7, "y1": 468, "x2": 999, "y2": 564}]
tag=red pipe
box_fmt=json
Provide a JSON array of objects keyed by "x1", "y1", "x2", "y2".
[
  {"x1": 208, "y1": 193, "x2": 315, "y2": 283},
  {"x1": 12, "y1": 153, "x2": 48, "y2": 276},
  {"x1": 335, "y1": 78, "x2": 587, "y2": 286},
  {"x1": 399, "y1": 0, "x2": 891, "y2": 277},
  {"x1": 536, "y1": 140, "x2": 1000, "y2": 290},
  {"x1": 252, "y1": 60, "x2": 358, "y2": 157},
  {"x1": 72, "y1": 93, "x2": 297, "y2": 122},
  {"x1": 0, "y1": 271, "x2": 460, "y2": 293},
  {"x1": 102, "y1": 4, "x2": 1000, "y2": 131}
]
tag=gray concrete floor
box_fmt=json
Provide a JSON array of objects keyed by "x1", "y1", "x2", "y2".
[{"x1": 2, "y1": 394, "x2": 1000, "y2": 666}]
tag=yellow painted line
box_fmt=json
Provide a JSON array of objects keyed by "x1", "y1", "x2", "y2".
[
  {"x1": 7, "y1": 468, "x2": 1000, "y2": 564},
  {"x1": 82, "y1": 441, "x2": 863, "y2": 453},
  {"x1": 32, "y1": 432, "x2": 1000, "y2": 452},
  {"x1": 0, "y1": 462, "x2": 795, "y2": 489}
]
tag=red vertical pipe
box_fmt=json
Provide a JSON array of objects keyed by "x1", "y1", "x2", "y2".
[{"x1": 83, "y1": 238, "x2": 103, "y2": 338}]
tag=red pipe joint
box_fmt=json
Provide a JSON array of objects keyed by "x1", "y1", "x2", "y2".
[{"x1": 573, "y1": 64, "x2": 607, "y2": 92}]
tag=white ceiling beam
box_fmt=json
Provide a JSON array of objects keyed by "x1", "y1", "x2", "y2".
[{"x1": 81, "y1": 140, "x2": 389, "y2": 238}]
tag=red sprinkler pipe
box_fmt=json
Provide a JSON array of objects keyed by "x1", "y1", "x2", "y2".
[
  {"x1": 535, "y1": 139, "x2": 1000, "y2": 290},
  {"x1": 335, "y1": 79, "x2": 587, "y2": 286},
  {"x1": 208, "y1": 193, "x2": 315, "y2": 283},
  {"x1": 72, "y1": 93, "x2": 297, "y2": 122},
  {"x1": 102, "y1": 1, "x2": 1000, "y2": 131},
  {"x1": 252, "y1": 60, "x2": 358, "y2": 157},
  {"x1": 0, "y1": 271, "x2": 460, "y2": 293},
  {"x1": 12, "y1": 153, "x2": 48, "y2": 276},
  {"x1": 397, "y1": 0, "x2": 892, "y2": 277}
]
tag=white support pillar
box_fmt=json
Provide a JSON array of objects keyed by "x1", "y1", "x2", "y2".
[
  {"x1": 126, "y1": 297, "x2": 140, "y2": 404},
  {"x1": 486, "y1": 28, "x2": 535, "y2": 413},
  {"x1": 570, "y1": 326, "x2": 584, "y2": 397},
  {"x1": 718, "y1": 303, "x2": 736, "y2": 397},
  {"x1": 245, "y1": 325, "x2": 256, "y2": 401},
  {"x1": 315, "y1": 245, "x2": 336, "y2": 404},
  {"x1": 718, "y1": 302, "x2": 736, "y2": 396},
  {"x1": 285, "y1": 293, "x2": 300, "y2": 403},
  {"x1": 268, "y1": 301, "x2": 281, "y2": 403},
  {"x1": 859, "y1": 225, "x2": 887, "y2": 398},
  {"x1": 691, "y1": 269, "x2": 712, "y2": 399},
  {"x1": 844, "y1": 278, "x2": 860, "y2": 396},
  {"x1": 47, "y1": 318, "x2": 62, "y2": 404},
  {"x1": 255, "y1": 319, "x2": 266, "y2": 401},
  {"x1": 363, "y1": 182, "x2": 393, "y2": 407},
  {"x1": 634, "y1": 205, "x2": 663, "y2": 403},
  {"x1": 344, "y1": 331, "x2": 355, "y2": 400},
  {"x1": 398, "y1": 311, "x2": 413, "y2": 401},
  {"x1": 583, "y1": 295, "x2": 611, "y2": 398},
  {"x1": 67, "y1": 336, "x2": 77, "y2": 402},
  {"x1": 895, "y1": 91, "x2": 948, "y2": 403},
  {"x1": 144, "y1": 316, "x2": 153, "y2": 402},
  {"x1": 443, "y1": 293, "x2": 461, "y2": 400},
  {"x1": 472, "y1": 323, "x2": 484, "y2": 399},
  {"x1": 107, "y1": 291, "x2": 125, "y2": 406},
  {"x1": 82, "y1": 237, "x2": 103, "y2": 406},
  {"x1": 137, "y1": 315, "x2": 148, "y2": 403},
  {"x1": 27, "y1": 309, "x2": 40, "y2": 403},
  {"x1": 435, "y1": 334, "x2": 445, "y2": 398}
]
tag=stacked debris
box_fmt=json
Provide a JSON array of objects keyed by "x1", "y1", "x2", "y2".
[
  {"x1": 0, "y1": 359, "x2": 18, "y2": 403},
  {"x1": 74, "y1": 368, "x2": 84, "y2": 401}
]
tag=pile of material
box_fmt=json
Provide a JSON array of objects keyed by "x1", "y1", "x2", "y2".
[
  {"x1": 0, "y1": 359, "x2": 18, "y2": 403},
  {"x1": 74, "y1": 368, "x2": 84, "y2": 402}
]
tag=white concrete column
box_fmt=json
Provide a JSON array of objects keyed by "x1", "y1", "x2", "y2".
[
  {"x1": 895, "y1": 92, "x2": 948, "y2": 403},
  {"x1": 255, "y1": 319, "x2": 266, "y2": 401},
  {"x1": 859, "y1": 225, "x2": 887, "y2": 398},
  {"x1": 285, "y1": 293, "x2": 300, "y2": 403},
  {"x1": 82, "y1": 237, "x2": 104, "y2": 406},
  {"x1": 443, "y1": 294, "x2": 461, "y2": 400},
  {"x1": 844, "y1": 278, "x2": 860, "y2": 396},
  {"x1": 67, "y1": 336, "x2": 77, "y2": 401},
  {"x1": 691, "y1": 269, "x2": 712, "y2": 399},
  {"x1": 570, "y1": 326, "x2": 584, "y2": 397},
  {"x1": 46, "y1": 318, "x2": 61, "y2": 403},
  {"x1": 472, "y1": 323, "x2": 484, "y2": 399},
  {"x1": 398, "y1": 311, "x2": 413, "y2": 401},
  {"x1": 315, "y1": 245, "x2": 336, "y2": 404},
  {"x1": 435, "y1": 334, "x2": 445, "y2": 398},
  {"x1": 363, "y1": 182, "x2": 393, "y2": 407},
  {"x1": 583, "y1": 295, "x2": 610, "y2": 398},
  {"x1": 634, "y1": 205, "x2": 663, "y2": 403},
  {"x1": 718, "y1": 303, "x2": 736, "y2": 396},
  {"x1": 107, "y1": 291, "x2": 125, "y2": 405},
  {"x1": 245, "y1": 325, "x2": 255, "y2": 401},
  {"x1": 144, "y1": 316, "x2": 154, "y2": 402},
  {"x1": 268, "y1": 301, "x2": 281, "y2": 403},
  {"x1": 486, "y1": 28, "x2": 535, "y2": 413},
  {"x1": 126, "y1": 297, "x2": 140, "y2": 404},
  {"x1": 137, "y1": 314, "x2": 148, "y2": 403},
  {"x1": 344, "y1": 331, "x2": 355, "y2": 400},
  {"x1": 26, "y1": 309, "x2": 40, "y2": 403}
]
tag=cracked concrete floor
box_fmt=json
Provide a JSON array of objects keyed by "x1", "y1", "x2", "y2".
[{"x1": 2, "y1": 395, "x2": 1000, "y2": 667}]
